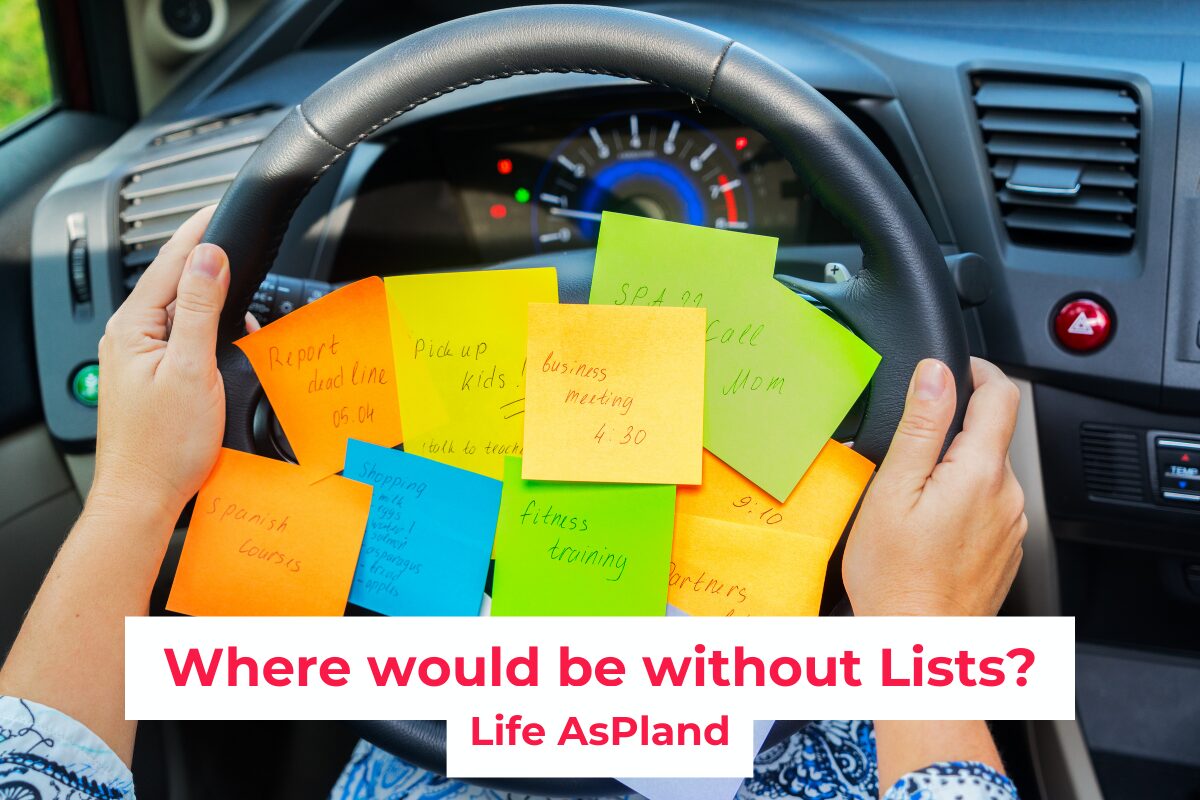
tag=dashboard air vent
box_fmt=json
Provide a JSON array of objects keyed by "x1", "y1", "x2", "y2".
[
  {"x1": 1080, "y1": 423, "x2": 1146, "y2": 503},
  {"x1": 118, "y1": 135, "x2": 264, "y2": 292},
  {"x1": 972, "y1": 75, "x2": 1140, "y2": 251},
  {"x1": 150, "y1": 106, "x2": 273, "y2": 147}
]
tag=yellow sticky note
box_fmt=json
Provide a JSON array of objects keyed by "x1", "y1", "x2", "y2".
[
  {"x1": 235, "y1": 278, "x2": 403, "y2": 480},
  {"x1": 522, "y1": 303, "x2": 705, "y2": 485},
  {"x1": 166, "y1": 448, "x2": 373, "y2": 616},
  {"x1": 669, "y1": 445, "x2": 874, "y2": 616},
  {"x1": 384, "y1": 269, "x2": 557, "y2": 479}
]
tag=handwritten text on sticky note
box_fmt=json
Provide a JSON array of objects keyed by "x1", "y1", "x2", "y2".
[
  {"x1": 590, "y1": 213, "x2": 880, "y2": 501},
  {"x1": 343, "y1": 440, "x2": 500, "y2": 616},
  {"x1": 236, "y1": 277, "x2": 403, "y2": 479},
  {"x1": 669, "y1": 445, "x2": 874, "y2": 616},
  {"x1": 522, "y1": 302, "x2": 705, "y2": 485},
  {"x1": 491, "y1": 457, "x2": 675, "y2": 616},
  {"x1": 166, "y1": 448, "x2": 372, "y2": 616},
  {"x1": 385, "y1": 269, "x2": 557, "y2": 479}
]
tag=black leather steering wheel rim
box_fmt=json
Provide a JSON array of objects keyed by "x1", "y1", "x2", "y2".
[{"x1": 201, "y1": 5, "x2": 971, "y2": 795}]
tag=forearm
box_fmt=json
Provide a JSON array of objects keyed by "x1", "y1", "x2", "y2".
[
  {"x1": 874, "y1": 720, "x2": 1004, "y2": 797},
  {"x1": 0, "y1": 495, "x2": 177, "y2": 765}
]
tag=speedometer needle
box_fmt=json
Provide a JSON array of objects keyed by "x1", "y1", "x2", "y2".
[{"x1": 548, "y1": 207, "x2": 604, "y2": 222}]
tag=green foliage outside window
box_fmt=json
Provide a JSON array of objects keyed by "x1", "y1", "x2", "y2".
[{"x1": 0, "y1": 0, "x2": 54, "y2": 129}]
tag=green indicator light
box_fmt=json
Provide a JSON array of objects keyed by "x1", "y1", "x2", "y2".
[
  {"x1": 72, "y1": 363, "x2": 100, "y2": 407},
  {"x1": 514, "y1": 187, "x2": 531, "y2": 204}
]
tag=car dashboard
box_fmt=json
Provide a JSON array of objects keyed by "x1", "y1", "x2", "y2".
[
  {"x1": 328, "y1": 88, "x2": 885, "y2": 280},
  {"x1": 26, "y1": 1, "x2": 1200, "y2": 796}
]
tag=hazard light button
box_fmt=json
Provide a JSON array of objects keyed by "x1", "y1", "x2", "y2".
[{"x1": 1054, "y1": 297, "x2": 1112, "y2": 353}]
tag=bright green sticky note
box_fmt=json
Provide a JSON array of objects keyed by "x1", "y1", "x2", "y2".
[
  {"x1": 491, "y1": 457, "x2": 675, "y2": 616},
  {"x1": 590, "y1": 213, "x2": 881, "y2": 501}
]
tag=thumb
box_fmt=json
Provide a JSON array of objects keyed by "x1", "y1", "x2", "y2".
[
  {"x1": 874, "y1": 358, "x2": 956, "y2": 498},
  {"x1": 167, "y1": 243, "x2": 229, "y2": 367}
]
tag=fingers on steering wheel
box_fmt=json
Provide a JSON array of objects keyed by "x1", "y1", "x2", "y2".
[
  {"x1": 127, "y1": 205, "x2": 218, "y2": 311},
  {"x1": 166, "y1": 244, "x2": 230, "y2": 369},
  {"x1": 874, "y1": 358, "x2": 957, "y2": 499},
  {"x1": 944, "y1": 357, "x2": 1021, "y2": 465}
]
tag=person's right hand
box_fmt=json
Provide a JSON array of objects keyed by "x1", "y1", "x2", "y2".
[
  {"x1": 843, "y1": 357, "x2": 1027, "y2": 616},
  {"x1": 91, "y1": 206, "x2": 242, "y2": 526}
]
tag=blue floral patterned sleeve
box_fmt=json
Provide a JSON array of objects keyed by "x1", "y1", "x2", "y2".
[
  {"x1": 881, "y1": 760, "x2": 1020, "y2": 800},
  {"x1": 0, "y1": 696, "x2": 134, "y2": 799},
  {"x1": 1, "y1": 699, "x2": 1018, "y2": 800},
  {"x1": 332, "y1": 720, "x2": 1019, "y2": 800}
]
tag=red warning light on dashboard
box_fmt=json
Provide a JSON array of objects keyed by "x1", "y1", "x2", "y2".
[
  {"x1": 734, "y1": 136, "x2": 749, "y2": 151},
  {"x1": 496, "y1": 158, "x2": 514, "y2": 175},
  {"x1": 489, "y1": 204, "x2": 507, "y2": 219}
]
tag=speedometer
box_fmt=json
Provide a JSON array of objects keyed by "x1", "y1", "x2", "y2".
[{"x1": 530, "y1": 111, "x2": 753, "y2": 251}]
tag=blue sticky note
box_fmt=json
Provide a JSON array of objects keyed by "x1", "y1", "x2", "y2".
[{"x1": 344, "y1": 440, "x2": 501, "y2": 616}]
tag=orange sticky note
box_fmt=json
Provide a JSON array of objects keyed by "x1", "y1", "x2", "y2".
[
  {"x1": 669, "y1": 444, "x2": 874, "y2": 616},
  {"x1": 668, "y1": 516, "x2": 833, "y2": 616},
  {"x1": 235, "y1": 278, "x2": 403, "y2": 480},
  {"x1": 166, "y1": 448, "x2": 373, "y2": 616},
  {"x1": 522, "y1": 303, "x2": 705, "y2": 485}
]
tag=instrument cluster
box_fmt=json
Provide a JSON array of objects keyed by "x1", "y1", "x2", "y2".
[{"x1": 332, "y1": 92, "x2": 856, "y2": 279}]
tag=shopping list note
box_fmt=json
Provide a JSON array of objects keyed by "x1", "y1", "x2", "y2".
[
  {"x1": 669, "y1": 444, "x2": 875, "y2": 616},
  {"x1": 236, "y1": 277, "x2": 403, "y2": 480},
  {"x1": 491, "y1": 457, "x2": 675, "y2": 615},
  {"x1": 343, "y1": 440, "x2": 500, "y2": 616},
  {"x1": 166, "y1": 448, "x2": 372, "y2": 616},
  {"x1": 385, "y1": 269, "x2": 558, "y2": 479},
  {"x1": 522, "y1": 302, "x2": 705, "y2": 485},
  {"x1": 590, "y1": 212, "x2": 880, "y2": 500}
]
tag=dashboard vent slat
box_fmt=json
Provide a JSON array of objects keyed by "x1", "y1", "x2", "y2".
[
  {"x1": 1004, "y1": 209, "x2": 1133, "y2": 241},
  {"x1": 120, "y1": 182, "x2": 230, "y2": 224},
  {"x1": 1080, "y1": 424, "x2": 1147, "y2": 502},
  {"x1": 121, "y1": 144, "x2": 257, "y2": 200},
  {"x1": 979, "y1": 110, "x2": 1137, "y2": 140},
  {"x1": 974, "y1": 81, "x2": 1138, "y2": 114},
  {"x1": 996, "y1": 187, "x2": 1136, "y2": 215},
  {"x1": 985, "y1": 134, "x2": 1137, "y2": 165},
  {"x1": 973, "y1": 74, "x2": 1140, "y2": 252},
  {"x1": 118, "y1": 137, "x2": 265, "y2": 291}
]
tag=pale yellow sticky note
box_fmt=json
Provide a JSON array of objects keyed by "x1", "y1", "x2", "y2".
[
  {"x1": 385, "y1": 269, "x2": 558, "y2": 479},
  {"x1": 522, "y1": 303, "x2": 705, "y2": 485},
  {"x1": 669, "y1": 445, "x2": 875, "y2": 616}
]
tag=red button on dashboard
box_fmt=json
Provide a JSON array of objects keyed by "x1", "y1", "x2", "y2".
[{"x1": 1054, "y1": 298, "x2": 1112, "y2": 353}]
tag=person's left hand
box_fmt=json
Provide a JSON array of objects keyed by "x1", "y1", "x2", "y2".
[{"x1": 90, "y1": 205, "x2": 256, "y2": 524}]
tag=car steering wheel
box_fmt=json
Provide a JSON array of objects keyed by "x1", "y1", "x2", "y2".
[{"x1": 201, "y1": 4, "x2": 970, "y2": 795}]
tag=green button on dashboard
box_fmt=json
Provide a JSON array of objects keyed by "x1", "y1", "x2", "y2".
[{"x1": 72, "y1": 363, "x2": 100, "y2": 407}]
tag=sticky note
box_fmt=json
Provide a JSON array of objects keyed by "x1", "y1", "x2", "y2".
[
  {"x1": 236, "y1": 277, "x2": 403, "y2": 480},
  {"x1": 669, "y1": 445, "x2": 874, "y2": 616},
  {"x1": 167, "y1": 448, "x2": 372, "y2": 616},
  {"x1": 590, "y1": 212, "x2": 880, "y2": 500},
  {"x1": 522, "y1": 303, "x2": 705, "y2": 485},
  {"x1": 384, "y1": 269, "x2": 557, "y2": 479},
  {"x1": 620, "y1": 719, "x2": 775, "y2": 800},
  {"x1": 343, "y1": 440, "x2": 500, "y2": 616},
  {"x1": 491, "y1": 457, "x2": 675, "y2": 616},
  {"x1": 669, "y1": 516, "x2": 832, "y2": 616}
]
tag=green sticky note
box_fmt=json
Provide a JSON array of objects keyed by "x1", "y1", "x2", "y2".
[
  {"x1": 590, "y1": 213, "x2": 880, "y2": 501},
  {"x1": 491, "y1": 457, "x2": 675, "y2": 616}
]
